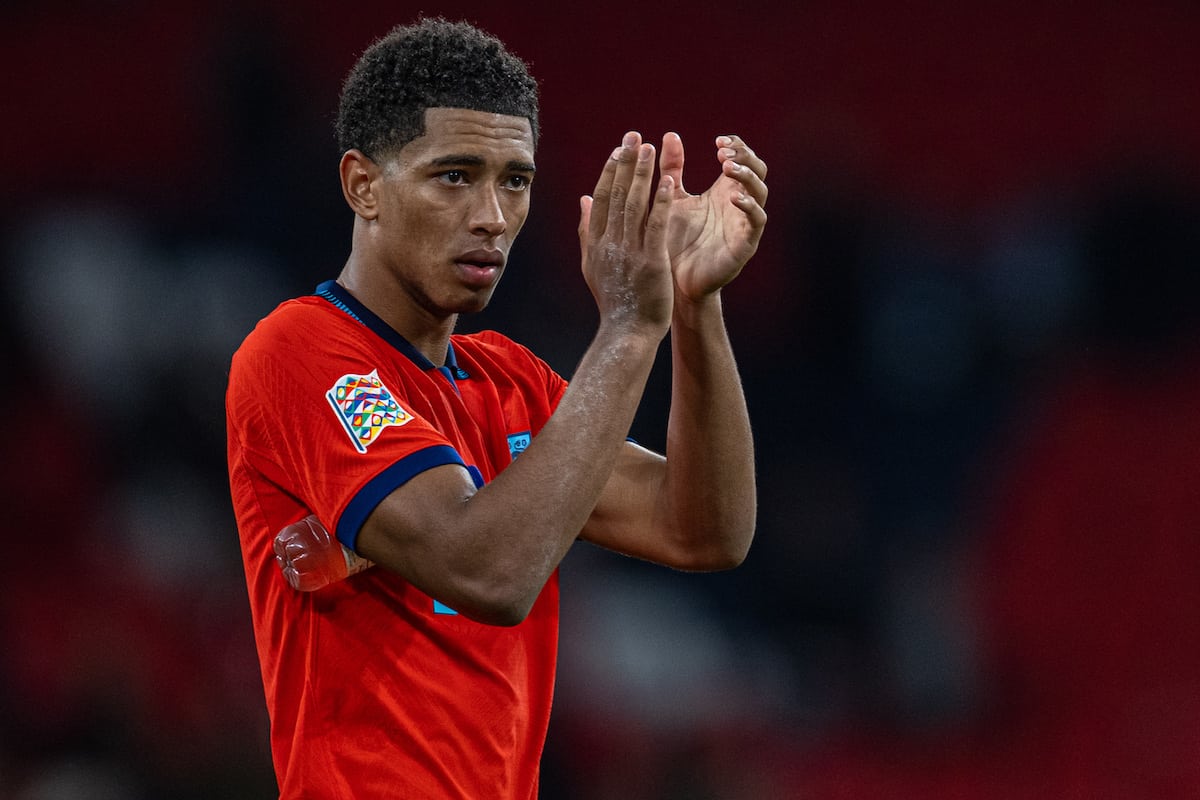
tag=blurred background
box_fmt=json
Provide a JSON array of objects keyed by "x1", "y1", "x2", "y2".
[{"x1": 3, "y1": 1, "x2": 1200, "y2": 797}]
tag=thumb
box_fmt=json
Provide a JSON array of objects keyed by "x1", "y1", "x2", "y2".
[{"x1": 660, "y1": 132, "x2": 686, "y2": 197}]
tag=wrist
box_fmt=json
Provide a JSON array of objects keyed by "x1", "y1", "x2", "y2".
[
  {"x1": 672, "y1": 286, "x2": 723, "y2": 330},
  {"x1": 593, "y1": 318, "x2": 667, "y2": 358},
  {"x1": 596, "y1": 297, "x2": 672, "y2": 342}
]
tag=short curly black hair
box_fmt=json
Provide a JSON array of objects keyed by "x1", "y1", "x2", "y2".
[{"x1": 335, "y1": 18, "x2": 540, "y2": 160}]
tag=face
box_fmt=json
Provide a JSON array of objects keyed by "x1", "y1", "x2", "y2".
[{"x1": 366, "y1": 107, "x2": 536, "y2": 319}]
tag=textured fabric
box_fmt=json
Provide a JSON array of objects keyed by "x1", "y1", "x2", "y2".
[{"x1": 227, "y1": 286, "x2": 567, "y2": 799}]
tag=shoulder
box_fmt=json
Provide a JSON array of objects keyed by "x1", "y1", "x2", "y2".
[
  {"x1": 236, "y1": 296, "x2": 339, "y2": 353},
  {"x1": 228, "y1": 295, "x2": 377, "y2": 409},
  {"x1": 232, "y1": 296, "x2": 368, "y2": 371}
]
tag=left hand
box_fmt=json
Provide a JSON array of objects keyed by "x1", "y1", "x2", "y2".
[{"x1": 659, "y1": 133, "x2": 768, "y2": 301}]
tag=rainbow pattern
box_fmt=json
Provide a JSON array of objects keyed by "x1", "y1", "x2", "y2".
[{"x1": 326, "y1": 370, "x2": 411, "y2": 453}]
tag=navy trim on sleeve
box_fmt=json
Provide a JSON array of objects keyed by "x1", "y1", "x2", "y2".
[
  {"x1": 466, "y1": 465, "x2": 485, "y2": 488},
  {"x1": 336, "y1": 444, "x2": 466, "y2": 550}
]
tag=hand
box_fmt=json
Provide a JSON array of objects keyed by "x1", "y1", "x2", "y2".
[
  {"x1": 659, "y1": 133, "x2": 768, "y2": 301},
  {"x1": 578, "y1": 131, "x2": 676, "y2": 336}
]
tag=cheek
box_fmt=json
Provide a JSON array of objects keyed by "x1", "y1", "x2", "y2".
[
  {"x1": 505, "y1": 199, "x2": 531, "y2": 238},
  {"x1": 393, "y1": 202, "x2": 454, "y2": 248}
]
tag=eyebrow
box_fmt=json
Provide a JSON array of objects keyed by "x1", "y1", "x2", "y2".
[{"x1": 429, "y1": 154, "x2": 537, "y2": 173}]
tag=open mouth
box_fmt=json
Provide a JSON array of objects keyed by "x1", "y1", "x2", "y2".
[
  {"x1": 454, "y1": 249, "x2": 504, "y2": 286},
  {"x1": 454, "y1": 250, "x2": 504, "y2": 288}
]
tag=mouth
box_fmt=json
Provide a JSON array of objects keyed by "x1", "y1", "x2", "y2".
[{"x1": 454, "y1": 249, "x2": 505, "y2": 288}]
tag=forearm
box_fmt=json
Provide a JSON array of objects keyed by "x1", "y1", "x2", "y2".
[
  {"x1": 479, "y1": 324, "x2": 661, "y2": 564},
  {"x1": 366, "y1": 323, "x2": 663, "y2": 624},
  {"x1": 361, "y1": 130, "x2": 677, "y2": 623},
  {"x1": 662, "y1": 289, "x2": 756, "y2": 566}
]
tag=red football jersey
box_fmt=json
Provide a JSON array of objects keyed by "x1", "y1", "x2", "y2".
[{"x1": 226, "y1": 281, "x2": 567, "y2": 799}]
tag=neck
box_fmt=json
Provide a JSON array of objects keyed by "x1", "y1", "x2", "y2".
[
  {"x1": 337, "y1": 257, "x2": 457, "y2": 367},
  {"x1": 406, "y1": 322, "x2": 456, "y2": 367}
]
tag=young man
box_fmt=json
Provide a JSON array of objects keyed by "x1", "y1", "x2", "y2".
[{"x1": 226, "y1": 17, "x2": 767, "y2": 799}]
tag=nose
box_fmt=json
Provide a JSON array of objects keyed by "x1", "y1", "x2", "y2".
[{"x1": 470, "y1": 185, "x2": 506, "y2": 238}]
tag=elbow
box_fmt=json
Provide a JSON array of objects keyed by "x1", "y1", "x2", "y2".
[
  {"x1": 667, "y1": 495, "x2": 756, "y2": 572},
  {"x1": 673, "y1": 522, "x2": 755, "y2": 572},
  {"x1": 460, "y1": 595, "x2": 536, "y2": 627},
  {"x1": 714, "y1": 543, "x2": 751, "y2": 571},
  {"x1": 442, "y1": 576, "x2": 542, "y2": 627},
  {"x1": 693, "y1": 543, "x2": 750, "y2": 572},
  {"x1": 686, "y1": 491, "x2": 756, "y2": 569}
]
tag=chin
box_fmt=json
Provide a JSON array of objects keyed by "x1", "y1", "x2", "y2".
[{"x1": 455, "y1": 288, "x2": 499, "y2": 315}]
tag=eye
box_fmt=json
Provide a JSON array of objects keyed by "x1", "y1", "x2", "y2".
[
  {"x1": 438, "y1": 170, "x2": 468, "y2": 186},
  {"x1": 504, "y1": 174, "x2": 532, "y2": 192}
]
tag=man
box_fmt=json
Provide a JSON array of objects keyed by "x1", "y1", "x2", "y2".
[{"x1": 226, "y1": 17, "x2": 767, "y2": 799}]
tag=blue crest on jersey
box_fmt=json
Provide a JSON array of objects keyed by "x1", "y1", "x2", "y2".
[{"x1": 507, "y1": 431, "x2": 531, "y2": 460}]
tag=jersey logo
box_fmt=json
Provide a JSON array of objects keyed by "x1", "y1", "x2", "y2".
[
  {"x1": 326, "y1": 370, "x2": 412, "y2": 453},
  {"x1": 507, "y1": 431, "x2": 531, "y2": 460}
]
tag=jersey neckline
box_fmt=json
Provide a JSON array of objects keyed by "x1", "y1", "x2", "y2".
[{"x1": 314, "y1": 280, "x2": 470, "y2": 381}]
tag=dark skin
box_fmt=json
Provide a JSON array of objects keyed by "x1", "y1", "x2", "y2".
[{"x1": 337, "y1": 108, "x2": 767, "y2": 625}]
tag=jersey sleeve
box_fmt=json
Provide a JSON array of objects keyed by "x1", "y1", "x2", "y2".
[{"x1": 227, "y1": 305, "x2": 467, "y2": 551}]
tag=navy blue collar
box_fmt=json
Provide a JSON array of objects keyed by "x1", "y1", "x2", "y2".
[{"x1": 314, "y1": 280, "x2": 469, "y2": 380}]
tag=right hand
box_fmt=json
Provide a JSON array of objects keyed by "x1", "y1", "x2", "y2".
[{"x1": 577, "y1": 131, "x2": 675, "y2": 338}]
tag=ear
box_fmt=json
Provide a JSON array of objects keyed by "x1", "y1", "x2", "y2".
[{"x1": 340, "y1": 149, "x2": 380, "y2": 220}]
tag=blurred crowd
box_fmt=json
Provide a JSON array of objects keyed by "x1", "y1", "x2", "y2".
[{"x1": 3, "y1": 3, "x2": 1199, "y2": 798}]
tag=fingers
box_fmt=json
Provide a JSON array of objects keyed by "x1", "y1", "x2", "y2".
[
  {"x1": 716, "y1": 134, "x2": 769, "y2": 209},
  {"x1": 586, "y1": 132, "x2": 660, "y2": 246},
  {"x1": 577, "y1": 195, "x2": 593, "y2": 255},
  {"x1": 585, "y1": 143, "x2": 621, "y2": 242},
  {"x1": 590, "y1": 131, "x2": 641, "y2": 243},
  {"x1": 586, "y1": 131, "x2": 769, "y2": 249},
  {"x1": 605, "y1": 132, "x2": 641, "y2": 242},
  {"x1": 719, "y1": 135, "x2": 769, "y2": 209},
  {"x1": 716, "y1": 135, "x2": 767, "y2": 181},
  {"x1": 587, "y1": 133, "x2": 637, "y2": 242},
  {"x1": 643, "y1": 174, "x2": 674, "y2": 254},
  {"x1": 580, "y1": 132, "x2": 676, "y2": 335},
  {"x1": 624, "y1": 140, "x2": 658, "y2": 245}
]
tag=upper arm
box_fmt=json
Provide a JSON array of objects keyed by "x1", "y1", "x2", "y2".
[
  {"x1": 581, "y1": 440, "x2": 752, "y2": 571},
  {"x1": 578, "y1": 440, "x2": 684, "y2": 566},
  {"x1": 354, "y1": 462, "x2": 486, "y2": 602}
]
